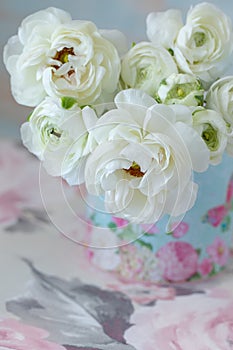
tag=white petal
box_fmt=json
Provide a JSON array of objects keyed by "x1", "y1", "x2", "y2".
[
  {"x1": 18, "y1": 7, "x2": 72, "y2": 44},
  {"x1": 146, "y1": 9, "x2": 183, "y2": 48},
  {"x1": 20, "y1": 122, "x2": 44, "y2": 160},
  {"x1": 3, "y1": 35, "x2": 22, "y2": 70},
  {"x1": 115, "y1": 89, "x2": 157, "y2": 110},
  {"x1": 100, "y1": 29, "x2": 128, "y2": 57},
  {"x1": 120, "y1": 143, "x2": 152, "y2": 172},
  {"x1": 61, "y1": 156, "x2": 87, "y2": 186},
  {"x1": 82, "y1": 106, "x2": 98, "y2": 131},
  {"x1": 166, "y1": 180, "x2": 198, "y2": 217},
  {"x1": 175, "y1": 122, "x2": 210, "y2": 172}
]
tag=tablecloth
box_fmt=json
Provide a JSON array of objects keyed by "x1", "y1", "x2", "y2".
[{"x1": 1, "y1": 139, "x2": 233, "y2": 350}]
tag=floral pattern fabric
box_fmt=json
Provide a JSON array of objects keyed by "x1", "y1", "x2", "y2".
[
  {"x1": 1, "y1": 140, "x2": 233, "y2": 350},
  {"x1": 86, "y1": 151, "x2": 233, "y2": 283}
]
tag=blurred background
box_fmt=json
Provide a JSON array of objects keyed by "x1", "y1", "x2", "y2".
[{"x1": 1, "y1": 0, "x2": 233, "y2": 139}]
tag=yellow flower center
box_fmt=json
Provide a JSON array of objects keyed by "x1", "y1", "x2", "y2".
[
  {"x1": 177, "y1": 88, "x2": 184, "y2": 97},
  {"x1": 54, "y1": 47, "x2": 75, "y2": 64},
  {"x1": 52, "y1": 47, "x2": 75, "y2": 76}
]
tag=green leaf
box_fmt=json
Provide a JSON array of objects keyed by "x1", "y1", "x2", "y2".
[
  {"x1": 209, "y1": 264, "x2": 217, "y2": 277},
  {"x1": 131, "y1": 41, "x2": 136, "y2": 47},
  {"x1": 61, "y1": 97, "x2": 77, "y2": 109},
  {"x1": 160, "y1": 78, "x2": 168, "y2": 86},
  {"x1": 195, "y1": 248, "x2": 202, "y2": 256},
  {"x1": 137, "y1": 240, "x2": 153, "y2": 251},
  {"x1": 221, "y1": 215, "x2": 231, "y2": 232},
  {"x1": 154, "y1": 95, "x2": 162, "y2": 103},
  {"x1": 166, "y1": 231, "x2": 173, "y2": 236},
  {"x1": 142, "y1": 233, "x2": 156, "y2": 237},
  {"x1": 118, "y1": 227, "x2": 140, "y2": 242},
  {"x1": 108, "y1": 222, "x2": 117, "y2": 231},
  {"x1": 168, "y1": 48, "x2": 174, "y2": 56},
  {"x1": 27, "y1": 112, "x2": 33, "y2": 121},
  {"x1": 194, "y1": 94, "x2": 204, "y2": 106},
  {"x1": 187, "y1": 272, "x2": 202, "y2": 281}
]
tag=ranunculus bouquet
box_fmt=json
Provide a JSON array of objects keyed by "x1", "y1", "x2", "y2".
[{"x1": 3, "y1": 2, "x2": 233, "y2": 227}]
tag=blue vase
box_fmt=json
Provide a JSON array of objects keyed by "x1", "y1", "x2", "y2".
[{"x1": 86, "y1": 153, "x2": 233, "y2": 283}]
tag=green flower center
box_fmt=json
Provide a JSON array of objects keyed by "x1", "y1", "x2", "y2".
[
  {"x1": 193, "y1": 32, "x2": 206, "y2": 47},
  {"x1": 136, "y1": 66, "x2": 151, "y2": 85},
  {"x1": 202, "y1": 123, "x2": 219, "y2": 151},
  {"x1": 166, "y1": 82, "x2": 202, "y2": 101}
]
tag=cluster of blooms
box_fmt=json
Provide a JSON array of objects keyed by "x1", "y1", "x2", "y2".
[{"x1": 4, "y1": 3, "x2": 233, "y2": 224}]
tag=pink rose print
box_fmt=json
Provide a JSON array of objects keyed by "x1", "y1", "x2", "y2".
[
  {"x1": 204, "y1": 205, "x2": 229, "y2": 227},
  {"x1": 0, "y1": 191, "x2": 22, "y2": 226},
  {"x1": 125, "y1": 294, "x2": 233, "y2": 350},
  {"x1": 157, "y1": 241, "x2": 198, "y2": 282},
  {"x1": 0, "y1": 140, "x2": 80, "y2": 233},
  {"x1": 0, "y1": 318, "x2": 65, "y2": 350},
  {"x1": 112, "y1": 216, "x2": 129, "y2": 228},
  {"x1": 118, "y1": 245, "x2": 144, "y2": 280},
  {"x1": 0, "y1": 141, "x2": 35, "y2": 226},
  {"x1": 171, "y1": 221, "x2": 189, "y2": 238},
  {"x1": 198, "y1": 258, "x2": 213, "y2": 276},
  {"x1": 117, "y1": 244, "x2": 159, "y2": 282},
  {"x1": 140, "y1": 223, "x2": 159, "y2": 234},
  {"x1": 0, "y1": 141, "x2": 49, "y2": 227},
  {"x1": 207, "y1": 237, "x2": 230, "y2": 267}
]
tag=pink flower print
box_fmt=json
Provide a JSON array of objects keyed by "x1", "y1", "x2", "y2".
[
  {"x1": 0, "y1": 140, "x2": 87, "y2": 233},
  {"x1": 171, "y1": 221, "x2": 189, "y2": 238},
  {"x1": 226, "y1": 174, "x2": 233, "y2": 205},
  {"x1": 198, "y1": 258, "x2": 213, "y2": 276},
  {"x1": 118, "y1": 245, "x2": 144, "y2": 280},
  {"x1": 125, "y1": 295, "x2": 233, "y2": 350},
  {"x1": 112, "y1": 216, "x2": 129, "y2": 228},
  {"x1": 207, "y1": 237, "x2": 230, "y2": 267},
  {"x1": 205, "y1": 205, "x2": 228, "y2": 227},
  {"x1": 157, "y1": 241, "x2": 198, "y2": 282},
  {"x1": 0, "y1": 141, "x2": 43, "y2": 227},
  {"x1": 0, "y1": 318, "x2": 65, "y2": 350},
  {"x1": 140, "y1": 223, "x2": 159, "y2": 234},
  {"x1": 117, "y1": 244, "x2": 158, "y2": 282},
  {"x1": 0, "y1": 190, "x2": 22, "y2": 225}
]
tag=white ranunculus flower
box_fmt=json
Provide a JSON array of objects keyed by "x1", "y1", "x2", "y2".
[
  {"x1": 206, "y1": 76, "x2": 233, "y2": 156},
  {"x1": 192, "y1": 108, "x2": 228, "y2": 165},
  {"x1": 3, "y1": 7, "x2": 122, "y2": 107},
  {"x1": 20, "y1": 96, "x2": 98, "y2": 185},
  {"x1": 120, "y1": 42, "x2": 178, "y2": 98},
  {"x1": 206, "y1": 76, "x2": 233, "y2": 127},
  {"x1": 174, "y1": 3, "x2": 233, "y2": 85},
  {"x1": 157, "y1": 73, "x2": 204, "y2": 106},
  {"x1": 85, "y1": 89, "x2": 209, "y2": 224},
  {"x1": 146, "y1": 3, "x2": 233, "y2": 86}
]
